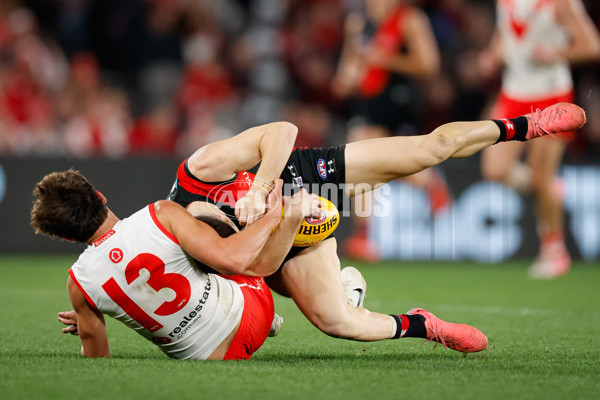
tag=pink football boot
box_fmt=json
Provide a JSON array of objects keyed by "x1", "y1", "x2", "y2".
[
  {"x1": 407, "y1": 308, "x2": 488, "y2": 353},
  {"x1": 525, "y1": 102, "x2": 586, "y2": 140}
]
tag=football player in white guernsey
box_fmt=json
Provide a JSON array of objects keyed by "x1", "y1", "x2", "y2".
[
  {"x1": 478, "y1": 0, "x2": 600, "y2": 278},
  {"x1": 32, "y1": 170, "x2": 323, "y2": 360}
]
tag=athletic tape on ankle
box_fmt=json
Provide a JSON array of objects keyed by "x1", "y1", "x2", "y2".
[
  {"x1": 492, "y1": 117, "x2": 528, "y2": 143},
  {"x1": 390, "y1": 314, "x2": 404, "y2": 339}
]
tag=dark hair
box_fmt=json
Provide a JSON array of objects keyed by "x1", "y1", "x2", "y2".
[
  {"x1": 31, "y1": 169, "x2": 108, "y2": 242},
  {"x1": 195, "y1": 215, "x2": 236, "y2": 238}
]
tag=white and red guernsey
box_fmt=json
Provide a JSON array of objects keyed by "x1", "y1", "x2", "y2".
[
  {"x1": 498, "y1": 0, "x2": 572, "y2": 100},
  {"x1": 68, "y1": 204, "x2": 244, "y2": 360}
]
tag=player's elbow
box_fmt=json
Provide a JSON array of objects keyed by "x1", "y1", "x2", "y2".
[
  {"x1": 217, "y1": 253, "x2": 254, "y2": 275},
  {"x1": 210, "y1": 239, "x2": 255, "y2": 275},
  {"x1": 417, "y1": 56, "x2": 440, "y2": 77},
  {"x1": 419, "y1": 64, "x2": 438, "y2": 78},
  {"x1": 79, "y1": 339, "x2": 110, "y2": 358},
  {"x1": 81, "y1": 349, "x2": 110, "y2": 358},
  {"x1": 244, "y1": 259, "x2": 279, "y2": 277},
  {"x1": 216, "y1": 260, "x2": 242, "y2": 275},
  {"x1": 577, "y1": 41, "x2": 600, "y2": 62},
  {"x1": 589, "y1": 39, "x2": 600, "y2": 60},
  {"x1": 576, "y1": 31, "x2": 600, "y2": 61},
  {"x1": 227, "y1": 253, "x2": 272, "y2": 277},
  {"x1": 189, "y1": 144, "x2": 225, "y2": 173},
  {"x1": 274, "y1": 121, "x2": 298, "y2": 142}
]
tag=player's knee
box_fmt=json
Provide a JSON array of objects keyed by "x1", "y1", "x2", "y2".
[
  {"x1": 424, "y1": 129, "x2": 457, "y2": 165},
  {"x1": 529, "y1": 173, "x2": 553, "y2": 195}
]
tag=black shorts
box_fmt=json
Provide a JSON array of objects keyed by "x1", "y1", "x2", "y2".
[
  {"x1": 280, "y1": 145, "x2": 347, "y2": 211},
  {"x1": 352, "y1": 76, "x2": 423, "y2": 135},
  {"x1": 279, "y1": 145, "x2": 347, "y2": 262}
]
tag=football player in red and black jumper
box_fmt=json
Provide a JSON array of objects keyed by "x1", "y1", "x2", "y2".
[{"x1": 165, "y1": 102, "x2": 584, "y2": 349}]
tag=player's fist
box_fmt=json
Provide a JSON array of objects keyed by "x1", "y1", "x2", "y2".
[
  {"x1": 235, "y1": 183, "x2": 269, "y2": 226},
  {"x1": 284, "y1": 189, "x2": 322, "y2": 222}
]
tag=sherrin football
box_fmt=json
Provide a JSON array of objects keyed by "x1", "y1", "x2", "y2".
[{"x1": 293, "y1": 197, "x2": 339, "y2": 247}]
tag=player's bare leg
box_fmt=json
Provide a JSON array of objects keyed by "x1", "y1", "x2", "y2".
[
  {"x1": 527, "y1": 137, "x2": 570, "y2": 278},
  {"x1": 343, "y1": 103, "x2": 586, "y2": 197},
  {"x1": 344, "y1": 120, "x2": 500, "y2": 196},
  {"x1": 280, "y1": 239, "x2": 395, "y2": 341},
  {"x1": 265, "y1": 264, "x2": 368, "y2": 308},
  {"x1": 343, "y1": 125, "x2": 451, "y2": 261},
  {"x1": 481, "y1": 141, "x2": 526, "y2": 187},
  {"x1": 526, "y1": 137, "x2": 566, "y2": 238},
  {"x1": 277, "y1": 238, "x2": 487, "y2": 351},
  {"x1": 482, "y1": 129, "x2": 570, "y2": 278}
]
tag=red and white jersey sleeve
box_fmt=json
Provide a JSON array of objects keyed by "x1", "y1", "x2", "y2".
[
  {"x1": 68, "y1": 204, "x2": 244, "y2": 360},
  {"x1": 498, "y1": 0, "x2": 572, "y2": 100}
]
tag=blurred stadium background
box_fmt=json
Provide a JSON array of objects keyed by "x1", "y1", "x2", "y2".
[{"x1": 0, "y1": 0, "x2": 599, "y2": 262}]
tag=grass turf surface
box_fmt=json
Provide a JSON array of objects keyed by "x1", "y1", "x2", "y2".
[{"x1": 0, "y1": 255, "x2": 598, "y2": 400}]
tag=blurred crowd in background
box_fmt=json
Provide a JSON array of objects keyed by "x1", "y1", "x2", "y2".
[{"x1": 0, "y1": 0, "x2": 599, "y2": 159}]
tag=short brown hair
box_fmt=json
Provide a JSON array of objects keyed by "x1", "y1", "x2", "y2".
[
  {"x1": 195, "y1": 215, "x2": 236, "y2": 238},
  {"x1": 193, "y1": 215, "x2": 236, "y2": 274},
  {"x1": 31, "y1": 169, "x2": 108, "y2": 242}
]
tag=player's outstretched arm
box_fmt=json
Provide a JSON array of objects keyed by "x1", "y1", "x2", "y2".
[
  {"x1": 67, "y1": 277, "x2": 110, "y2": 358},
  {"x1": 187, "y1": 121, "x2": 297, "y2": 225},
  {"x1": 157, "y1": 181, "x2": 284, "y2": 276}
]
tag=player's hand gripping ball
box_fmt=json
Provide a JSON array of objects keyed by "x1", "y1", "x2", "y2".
[{"x1": 292, "y1": 197, "x2": 339, "y2": 247}]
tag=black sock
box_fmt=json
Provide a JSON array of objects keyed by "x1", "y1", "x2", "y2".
[
  {"x1": 389, "y1": 314, "x2": 427, "y2": 339},
  {"x1": 492, "y1": 116, "x2": 528, "y2": 143}
]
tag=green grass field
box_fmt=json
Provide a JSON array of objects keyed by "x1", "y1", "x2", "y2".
[{"x1": 1, "y1": 255, "x2": 599, "y2": 400}]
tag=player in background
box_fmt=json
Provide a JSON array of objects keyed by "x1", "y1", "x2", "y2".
[
  {"x1": 167, "y1": 103, "x2": 585, "y2": 351},
  {"x1": 332, "y1": 0, "x2": 449, "y2": 261},
  {"x1": 478, "y1": 0, "x2": 600, "y2": 278},
  {"x1": 32, "y1": 170, "x2": 324, "y2": 360}
]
